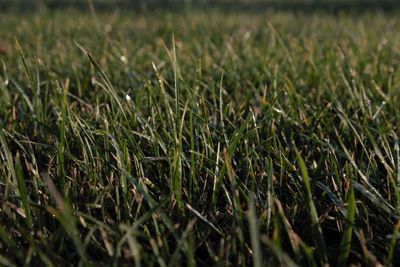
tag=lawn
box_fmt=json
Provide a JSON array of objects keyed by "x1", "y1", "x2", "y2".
[{"x1": 0, "y1": 2, "x2": 400, "y2": 266}]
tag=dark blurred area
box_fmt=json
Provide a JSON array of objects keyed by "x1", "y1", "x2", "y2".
[{"x1": 0, "y1": 0, "x2": 399, "y2": 13}]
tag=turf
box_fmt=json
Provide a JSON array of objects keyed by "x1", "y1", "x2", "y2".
[{"x1": 0, "y1": 5, "x2": 400, "y2": 266}]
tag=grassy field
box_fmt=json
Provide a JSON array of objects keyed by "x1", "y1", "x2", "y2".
[{"x1": 0, "y1": 3, "x2": 400, "y2": 266}]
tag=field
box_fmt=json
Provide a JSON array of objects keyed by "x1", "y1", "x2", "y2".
[{"x1": 1, "y1": 1, "x2": 400, "y2": 266}]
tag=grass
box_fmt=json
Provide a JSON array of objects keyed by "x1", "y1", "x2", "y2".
[{"x1": 0, "y1": 5, "x2": 400, "y2": 266}]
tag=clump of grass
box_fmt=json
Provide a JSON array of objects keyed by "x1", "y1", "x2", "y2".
[{"x1": 0, "y1": 7, "x2": 400, "y2": 266}]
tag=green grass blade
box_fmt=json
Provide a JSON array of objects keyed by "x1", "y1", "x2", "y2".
[
  {"x1": 386, "y1": 220, "x2": 400, "y2": 266},
  {"x1": 338, "y1": 183, "x2": 356, "y2": 267},
  {"x1": 296, "y1": 151, "x2": 328, "y2": 264},
  {"x1": 15, "y1": 154, "x2": 33, "y2": 229},
  {"x1": 247, "y1": 193, "x2": 263, "y2": 267}
]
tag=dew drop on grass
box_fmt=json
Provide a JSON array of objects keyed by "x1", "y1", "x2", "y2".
[{"x1": 105, "y1": 24, "x2": 112, "y2": 33}]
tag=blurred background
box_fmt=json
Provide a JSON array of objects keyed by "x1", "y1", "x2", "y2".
[{"x1": 1, "y1": 0, "x2": 399, "y2": 13}]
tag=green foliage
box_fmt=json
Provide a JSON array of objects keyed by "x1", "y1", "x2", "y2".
[{"x1": 0, "y1": 7, "x2": 399, "y2": 266}]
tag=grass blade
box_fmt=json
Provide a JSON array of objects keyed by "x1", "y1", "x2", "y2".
[
  {"x1": 247, "y1": 193, "x2": 263, "y2": 267},
  {"x1": 296, "y1": 151, "x2": 328, "y2": 265},
  {"x1": 338, "y1": 183, "x2": 356, "y2": 267}
]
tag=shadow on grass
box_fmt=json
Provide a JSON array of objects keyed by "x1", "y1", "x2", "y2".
[{"x1": 1, "y1": 0, "x2": 400, "y2": 13}]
